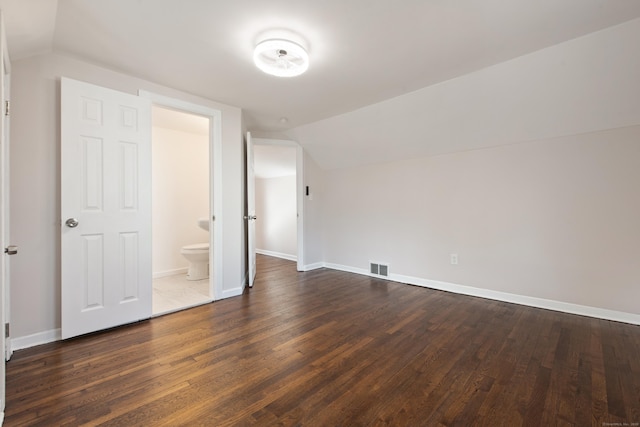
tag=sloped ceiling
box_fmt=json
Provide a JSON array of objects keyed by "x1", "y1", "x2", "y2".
[{"x1": 2, "y1": 0, "x2": 640, "y2": 168}]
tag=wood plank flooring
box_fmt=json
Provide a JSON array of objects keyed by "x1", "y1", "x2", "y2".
[{"x1": 5, "y1": 255, "x2": 640, "y2": 426}]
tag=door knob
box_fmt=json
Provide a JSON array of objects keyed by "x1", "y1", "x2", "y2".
[
  {"x1": 65, "y1": 218, "x2": 79, "y2": 228},
  {"x1": 4, "y1": 245, "x2": 17, "y2": 255},
  {"x1": 243, "y1": 215, "x2": 257, "y2": 221}
]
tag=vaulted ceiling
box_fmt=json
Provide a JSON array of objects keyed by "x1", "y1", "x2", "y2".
[{"x1": 2, "y1": 0, "x2": 640, "y2": 138}]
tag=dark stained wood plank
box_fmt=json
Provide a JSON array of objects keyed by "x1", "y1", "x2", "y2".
[{"x1": 4, "y1": 254, "x2": 640, "y2": 426}]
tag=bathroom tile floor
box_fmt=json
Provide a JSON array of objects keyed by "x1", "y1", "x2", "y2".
[{"x1": 152, "y1": 273, "x2": 211, "y2": 315}]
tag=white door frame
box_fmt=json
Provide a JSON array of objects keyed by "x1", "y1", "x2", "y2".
[
  {"x1": 2, "y1": 38, "x2": 9, "y2": 361},
  {"x1": 139, "y1": 91, "x2": 223, "y2": 301},
  {"x1": 1, "y1": 9, "x2": 10, "y2": 361},
  {"x1": 0, "y1": 9, "x2": 10, "y2": 417},
  {"x1": 250, "y1": 138, "x2": 304, "y2": 271}
]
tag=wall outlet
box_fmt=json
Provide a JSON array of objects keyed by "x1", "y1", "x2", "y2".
[{"x1": 450, "y1": 254, "x2": 458, "y2": 265}]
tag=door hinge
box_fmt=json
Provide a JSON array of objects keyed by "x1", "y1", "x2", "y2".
[
  {"x1": 5, "y1": 323, "x2": 9, "y2": 338},
  {"x1": 5, "y1": 100, "x2": 9, "y2": 117}
]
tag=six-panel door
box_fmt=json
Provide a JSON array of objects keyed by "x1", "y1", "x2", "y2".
[{"x1": 61, "y1": 77, "x2": 152, "y2": 339}]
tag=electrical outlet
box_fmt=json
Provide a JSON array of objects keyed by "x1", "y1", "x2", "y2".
[{"x1": 450, "y1": 254, "x2": 458, "y2": 265}]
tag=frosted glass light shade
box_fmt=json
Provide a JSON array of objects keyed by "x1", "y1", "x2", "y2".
[{"x1": 253, "y1": 39, "x2": 309, "y2": 77}]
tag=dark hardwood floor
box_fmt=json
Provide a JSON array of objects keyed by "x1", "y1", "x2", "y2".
[{"x1": 5, "y1": 255, "x2": 640, "y2": 426}]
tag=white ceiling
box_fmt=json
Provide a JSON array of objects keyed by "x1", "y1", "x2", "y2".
[{"x1": 2, "y1": 0, "x2": 640, "y2": 136}]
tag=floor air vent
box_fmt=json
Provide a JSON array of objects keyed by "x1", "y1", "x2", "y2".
[{"x1": 370, "y1": 262, "x2": 389, "y2": 277}]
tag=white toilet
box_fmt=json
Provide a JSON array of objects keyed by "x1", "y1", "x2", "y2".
[
  {"x1": 181, "y1": 217, "x2": 211, "y2": 281},
  {"x1": 181, "y1": 243, "x2": 209, "y2": 281}
]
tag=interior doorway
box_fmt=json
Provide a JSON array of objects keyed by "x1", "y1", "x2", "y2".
[
  {"x1": 140, "y1": 90, "x2": 223, "y2": 315},
  {"x1": 251, "y1": 138, "x2": 304, "y2": 269},
  {"x1": 151, "y1": 106, "x2": 211, "y2": 315}
]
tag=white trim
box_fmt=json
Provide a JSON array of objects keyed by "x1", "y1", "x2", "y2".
[
  {"x1": 1, "y1": 13, "x2": 8, "y2": 412},
  {"x1": 325, "y1": 263, "x2": 362, "y2": 275},
  {"x1": 256, "y1": 249, "x2": 297, "y2": 262},
  {"x1": 138, "y1": 90, "x2": 223, "y2": 302},
  {"x1": 324, "y1": 263, "x2": 640, "y2": 326},
  {"x1": 152, "y1": 268, "x2": 188, "y2": 279},
  {"x1": 12, "y1": 329, "x2": 61, "y2": 351},
  {"x1": 222, "y1": 287, "x2": 244, "y2": 299},
  {"x1": 302, "y1": 262, "x2": 324, "y2": 271},
  {"x1": 394, "y1": 274, "x2": 640, "y2": 326}
]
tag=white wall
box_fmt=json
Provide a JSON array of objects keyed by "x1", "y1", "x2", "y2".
[
  {"x1": 302, "y1": 152, "x2": 324, "y2": 269},
  {"x1": 322, "y1": 126, "x2": 640, "y2": 316},
  {"x1": 255, "y1": 176, "x2": 296, "y2": 259},
  {"x1": 289, "y1": 17, "x2": 640, "y2": 318},
  {"x1": 9, "y1": 52, "x2": 244, "y2": 343},
  {"x1": 152, "y1": 126, "x2": 209, "y2": 276}
]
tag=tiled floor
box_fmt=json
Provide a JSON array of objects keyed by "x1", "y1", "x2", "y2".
[{"x1": 152, "y1": 273, "x2": 211, "y2": 315}]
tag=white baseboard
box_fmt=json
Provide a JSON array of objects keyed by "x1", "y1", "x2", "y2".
[
  {"x1": 325, "y1": 263, "x2": 362, "y2": 275},
  {"x1": 302, "y1": 262, "x2": 324, "y2": 271},
  {"x1": 153, "y1": 267, "x2": 188, "y2": 279},
  {"x1": 324, "y1": 263, "x2": 640, "y2": 326},
  {"x1": 256, "y1": 249, "x2": 297, "y2": 262},
  {"x1": 222, "y1": 287, "x2": 244, "y2": 299},
  {"x1": 12, "y1": 329, "x2": 61, "y2": 351}
]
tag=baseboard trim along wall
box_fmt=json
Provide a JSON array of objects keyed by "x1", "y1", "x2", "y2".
[
  {"x1": 256, "y1": 249, "x2": 297, "y2": 262},
  {"x1": 302, "y1": 262, "x2": 324, "y2": 271},
  {"x1": 222, "y1": 286, "x2": 244, "y2": 299},
  {"x1": 324, "y1": 262, "x2": 640, "y2": 326},
  {"x1": 12, "y1": 329, "x2": 62, "y2": 351},
  {"x1": 153, "y1": 267, "x2": 188, "y2": 279}
]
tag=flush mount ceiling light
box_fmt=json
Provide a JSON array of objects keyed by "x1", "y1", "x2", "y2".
[{"x1": 253, "y1": 39, "x2": 309, "y2": 77}]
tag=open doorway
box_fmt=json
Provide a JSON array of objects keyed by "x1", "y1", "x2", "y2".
[
  {"x1": 251, "y1": 138, "x2": 303, "y2": 268},
  {"x1": 151, "y1": 106, "x2": 211, "y2": 314},
  {"x1": 140, "y1": 90, "x2": 223, "y2": 309}
]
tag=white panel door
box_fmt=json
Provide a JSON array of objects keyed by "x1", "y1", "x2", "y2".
[
  {"x1": 246, "y1": 132, "x2": 256, "y2": 287},
  {"x1": 61, "y1": 77, "x2": 152, "y2": 339}
]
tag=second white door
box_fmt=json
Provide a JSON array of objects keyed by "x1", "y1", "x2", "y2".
[{"x1": 246, "y1": 132, "x2": 256, "y2": 287}]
